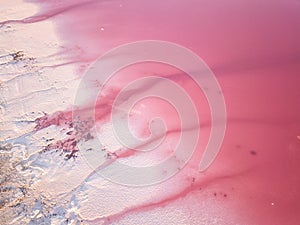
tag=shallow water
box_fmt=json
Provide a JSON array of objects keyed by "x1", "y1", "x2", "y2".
[{"x1": 1, "y1": 0, "x2": 300, "y2": 224}]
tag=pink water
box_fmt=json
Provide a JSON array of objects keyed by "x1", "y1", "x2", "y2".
[{"x1": 5, "y1": 0, "x2": 300, "y2": 224}]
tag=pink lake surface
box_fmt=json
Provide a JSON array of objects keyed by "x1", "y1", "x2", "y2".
[{"x1": 1, "y1": 0, "x2": 300, "y2": 224}]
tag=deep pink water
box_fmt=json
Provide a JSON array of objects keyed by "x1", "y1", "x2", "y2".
[{"x1": 4, "y1": 0, "x2": 300, "y2": 224}]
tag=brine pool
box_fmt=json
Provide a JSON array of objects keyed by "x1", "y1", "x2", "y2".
[{"x1": 0, "y1": 0, "x2": 300, "y2": 224}]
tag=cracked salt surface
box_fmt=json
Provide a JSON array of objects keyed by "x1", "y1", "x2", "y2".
[{"x1": 0, "y1": 2, "x2": 84, "y2": 224}]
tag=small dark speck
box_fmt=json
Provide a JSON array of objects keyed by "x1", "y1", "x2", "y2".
[
  {"x1": 224, "y1": 194, "x2": 227, "y2": 197},
  {"x1": 214, "y1": 192, "x2": 217, "y2": 196},
  {"x1": 12, "y1": 51, "x2": 24, "y2": 61},
  {"x1": 250, "y1": 150, "x2": 257, "y2": 156}
]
